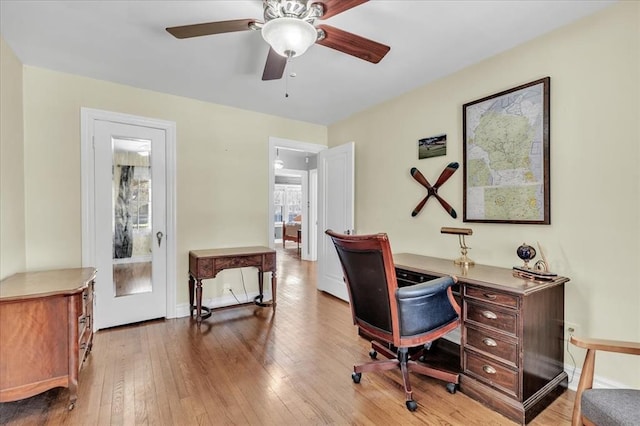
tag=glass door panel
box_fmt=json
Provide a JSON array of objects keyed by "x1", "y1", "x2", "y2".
[{"x1": 112, "y1": 138, "x2": 153, "y2": 297}]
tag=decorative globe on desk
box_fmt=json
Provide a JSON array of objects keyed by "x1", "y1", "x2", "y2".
[{"x1": 517, "y1": 243, "x2": 537, "y2": 269}]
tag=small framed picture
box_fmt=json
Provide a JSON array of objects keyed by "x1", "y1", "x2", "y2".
[{"x1": 418, "y1": 134, "x2": 447, "y2": 159}]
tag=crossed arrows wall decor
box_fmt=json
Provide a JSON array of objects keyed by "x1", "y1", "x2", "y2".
[{"x1": 410, "y1": 162, "x2": 459, "y2": 218}]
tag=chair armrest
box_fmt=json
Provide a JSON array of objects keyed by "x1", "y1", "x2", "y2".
[
  {"x1": 395, "y1": 276, "x2": 459, "y2": 338},
  {"x1": 396, "y1": 275, "x2": 457, "y2": 299},
  {"x1": 570, "y1": 336, "x2": 640, "y2": 356}
]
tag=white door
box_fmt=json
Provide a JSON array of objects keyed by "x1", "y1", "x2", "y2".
[
  {"x1": 317, "y1": 142, "x2": 354, "y2": 301},
  {"x1": 93, "y1": 120, "x2": 167, "y2": 329}
]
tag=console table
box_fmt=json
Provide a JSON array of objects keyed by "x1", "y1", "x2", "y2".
[
  {"x1": 188, "y1": 246, "x2": 277, "y2": 323},
  {"x1": 393, "y1": 254, "x2": 569, "y2": 425},
  {"x1": 0, "y1": 268, "x2": 96, "y2": 410}
]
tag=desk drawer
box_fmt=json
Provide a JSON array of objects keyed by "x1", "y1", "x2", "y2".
[
  {"x1": 465, "y1": 326, "x2": 518, "y2": 367},
  {"x1": 465, "y1": 286, "x2": 518, "y2": 308},
  {"x1": 465, "y1": 301, "x2": 517, "y2": 335},
  {"x1": 464, "y1": 350, "x2": 518, "y2": 398}
]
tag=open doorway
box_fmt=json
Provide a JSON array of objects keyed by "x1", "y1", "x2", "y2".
[{"x1": 267, "y1": 137, "x2": 325, "y2": 261}]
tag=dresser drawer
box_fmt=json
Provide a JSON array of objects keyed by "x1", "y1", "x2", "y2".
[
  {"x1": 464, "y1": 350, "x2": 519, "y2": 398},
  {"x1": 465, "y1": 285, "x2": 518, "y2": 308},
  {"x1": 465, "y1": 326, "x2": 518, "y2": 367},
  {"x1": 465, "y1": 301, "x2": 517, "y2": 335}
]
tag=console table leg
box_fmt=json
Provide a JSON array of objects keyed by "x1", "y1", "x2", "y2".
[
  {"x1": 188, "y1": 274, "x2": 195, "y2": 316},
  {"x1": 196, "y1": 279, "x2": 203, "y2": 324},
  {"x1": 271, "y1": 270, "x2": 277, "y2": 310},
  {"x1": 257, "y1": 269, "x2": 264, "y2": 303}
]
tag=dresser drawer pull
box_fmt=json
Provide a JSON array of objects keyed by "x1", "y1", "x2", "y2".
[
  {"x1": 482, "y1": 310, "x2": 498, "y2": 320},
  {"x1": 482, "y1": 338, "x2": 498, "y2": 347},
  {"x1": 483, "y1": 293, "x2": 497, "y2": 300},
  {"x1": 482, "y1": 365, "x2": 497, "y2": 375}
]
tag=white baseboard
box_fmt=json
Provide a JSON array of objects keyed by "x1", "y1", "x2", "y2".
[{"x1": 564, "y1": 362, "x2": 628, "y2": 391}]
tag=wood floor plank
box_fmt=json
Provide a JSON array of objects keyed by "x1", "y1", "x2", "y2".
[{"x1": 0, "y1": 247, "x2": 575, "y2": 425}]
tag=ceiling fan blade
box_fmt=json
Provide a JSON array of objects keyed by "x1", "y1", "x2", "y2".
[
  {"x1": 317, "y1": 0, "x2": 369, "y2": 20},
  {"x1": 316, "y1": 25, "x2": 390, "y2": 64},
  {"x1": 412, "y1": 195, "x2": 431, "y2": 217},
  {"x1": 434, "y1": 194, "x2": 458, "y2": 219},
  {"x1": 433, "y1": 162, "x2": 460, "y2": 188},
  {"x1": 410, "y1": 167, "x2": 433, "y2": 190},
  {"x1": 262, "y1": 48, "x2": 287, "y2": 81},
  {"x1": 166, "y1": 19, "x2": 255, "y2": 39}
]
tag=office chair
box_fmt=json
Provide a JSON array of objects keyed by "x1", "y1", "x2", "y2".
[
  {"x1": 325, "y1": 230, "x2": 460, "y2": 411},
  {"x1": 570, "y1": 336, "x2": 640, "y2": 426}
]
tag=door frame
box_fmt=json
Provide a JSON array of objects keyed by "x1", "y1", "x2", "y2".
[
  {"x1": 267, "y1": 137, "x2": 326, "y2": 259},
  {"x1": 80, "y1": 108, "x2": 177, "y2": 322}
]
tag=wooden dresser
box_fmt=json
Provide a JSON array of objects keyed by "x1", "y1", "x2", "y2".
[
  {"x1": 394, "y1": 254, "x2": 569, "y2": 424},
  {"x1": 0, "y1": 268, "x2": 96, "y2": 410}
]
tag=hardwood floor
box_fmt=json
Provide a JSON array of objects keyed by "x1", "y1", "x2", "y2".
[{"x1": 0, "y1": 247, "x2": 575, "y2": 425}]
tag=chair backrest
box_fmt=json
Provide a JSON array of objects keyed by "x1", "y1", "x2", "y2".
[{"x1": 325, "y1": 230, "x2": 400, "y2": 343}]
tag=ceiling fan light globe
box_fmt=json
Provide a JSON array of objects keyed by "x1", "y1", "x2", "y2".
[{"x1": 262, "y1": 17, "x2": 317, "y2": 58}]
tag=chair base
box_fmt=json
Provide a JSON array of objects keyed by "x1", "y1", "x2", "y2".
[{"x1": 353, "y1": 340, "x2": 459, "y2": 410}]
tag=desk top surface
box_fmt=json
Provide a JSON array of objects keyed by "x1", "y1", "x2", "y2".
[
  {"x1": 190, "y1": 246, "x2": 275, "y2": 259},
  {"x1": 0, "y1": 267, "x2": 96, "y2": 301},
  {"x1": 394, "y1": 253, "x2": 569, "y2": 295}
]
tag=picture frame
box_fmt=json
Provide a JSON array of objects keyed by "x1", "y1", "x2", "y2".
[
  {"x1": 418, "y1": 134, "x2": 447, "y2": 159},
  {"x1": 462, "y1": 77, "x2": 550, "y2": 224}
]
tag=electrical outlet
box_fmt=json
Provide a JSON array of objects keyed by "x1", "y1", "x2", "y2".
[{"x1": 565, "y1": 321, "x2": 579, "y2": 339}]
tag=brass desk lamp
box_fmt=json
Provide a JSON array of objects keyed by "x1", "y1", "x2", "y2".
[{"x1": 441, "y1": 227, "x2": 474, "y2": 266}]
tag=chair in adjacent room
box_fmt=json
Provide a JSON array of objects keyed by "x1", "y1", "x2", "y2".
[
  {"x1": 570, "y1": 336, "x2": 640, "y2": 426},
  {"x1": 325, "y1": 230, "x2": 460, "y2": 411}
]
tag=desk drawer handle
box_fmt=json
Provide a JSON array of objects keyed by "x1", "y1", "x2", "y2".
[
  {"x1": 482, "y1": 338, "x2": 498, "y2": 347},
  {"x1": 483, "y1": 293, "x2": 497, "y2": 300},
  {"x1": 481, "y1": 310, "x2": 498, "y2": 320},
  {"x1": 482, "y1": 365, "x2": 497, "y2": 375}
]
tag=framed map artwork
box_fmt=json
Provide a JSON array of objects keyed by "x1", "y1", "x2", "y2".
[{"x1": 462, "y1": 77, "x2": 550, "y2": 224}]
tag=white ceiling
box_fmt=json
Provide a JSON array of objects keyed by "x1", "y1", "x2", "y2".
[{"x1": 0, "y1": 0, "x2": 615, "y2": 126}]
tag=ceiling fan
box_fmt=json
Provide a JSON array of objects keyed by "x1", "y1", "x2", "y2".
[{"x1": 166, "y1": 0, "x2": 391, "y2": 81}]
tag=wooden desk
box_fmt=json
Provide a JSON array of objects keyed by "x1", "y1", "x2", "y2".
[
  {"x1": 188, "y1": 246, "x2": 277, "y2": 323},
  {"x1": 0, "y1": 268, "x2": 96, "y2": 410},
  {"x1": 393, "y1": 254, "x2": 569, "y2": 425}
]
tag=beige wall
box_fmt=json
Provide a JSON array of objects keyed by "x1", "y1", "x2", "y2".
[
  {"x1": 329, "y1": 2, "x2": 640, "y2": 387},
  {"x1": 21, "y1": 67, "x2": 326, "y2": 301},
  {"x1": 0, "y1": 38, "x2": 26, "y2": 279}
]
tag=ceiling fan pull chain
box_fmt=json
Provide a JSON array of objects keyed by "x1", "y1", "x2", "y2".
[{"x1": 285, "y1": 57, "x2": 294, "y2": 98}]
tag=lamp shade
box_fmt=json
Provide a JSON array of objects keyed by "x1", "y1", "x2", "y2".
[{"x1": 262, "y1": 17, "x2": 317, "y2": 58}]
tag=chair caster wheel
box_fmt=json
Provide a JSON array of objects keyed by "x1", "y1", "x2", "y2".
[
  {"x1": 369, "y1": 350, "x2": 377, "y2": 359},
  {"x1": 352, "y1": 372, "x2": 361, "y2": 384},
  {"x1": 406, "y1": 400, "x2": 418, "y2": 411},
  {"x1": 446, "y1": 383, "x2": 457, "y2": 394}
]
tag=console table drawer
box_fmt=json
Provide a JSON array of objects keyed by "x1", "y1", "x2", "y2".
[
  {"x1": 465, "y1": 326, "x2": 518, "y2": 367},
  {"x1": 464, "y1": 350, "x2": 519, "y2": 398},
  {"x1": 465, "y1": 286, "x2": 518, "y2": 308},
  {"x1": 465, "y1": 302, "x2": 517, "y2": 335},
  {"x1": 216, "y1": 255, "x2": 263, "y2": 270}
]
